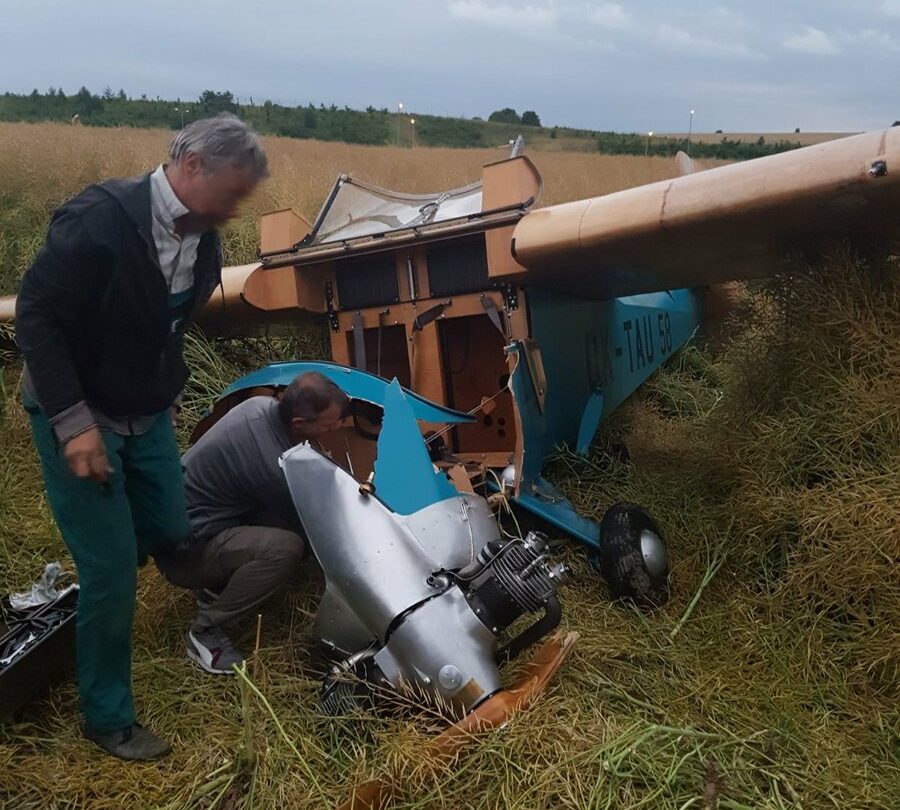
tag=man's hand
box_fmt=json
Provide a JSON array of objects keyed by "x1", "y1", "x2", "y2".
[{"x1": 64, "y1": 427, "x2": 113, "y2": 482}]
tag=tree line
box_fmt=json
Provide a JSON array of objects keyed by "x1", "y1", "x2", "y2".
[{"x1": 0, "y1": 87, "x2": 802, "y2": 159}]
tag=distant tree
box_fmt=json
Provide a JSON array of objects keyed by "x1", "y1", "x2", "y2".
[
  {"x1": 488, "y1": 107, "x2": 520, "y2": 124},
  {"x1": 550, "y1": 126, "x2": 558, "y2": 139},
  {"x1": 521, "y1": 110, "x2": 541, "y2": 127},
  {"x1": 102, "y1": 86, "x2": 114, "y2": 100},
  {"x1": 75, "y1": 86, "x2": 102, "y2": 115},
  {"x1": 198, "y1": 90, "x2": 236, "y2": 113}
]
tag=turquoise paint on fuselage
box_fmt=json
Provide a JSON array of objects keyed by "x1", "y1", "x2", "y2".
[
  {"x1": 218, "y1": 360, "x2": 474, "y2": 425},
  {"x1": 513, "y1": 286, "x2": 702, "y2": 482},
  {"x1": 372, "y1": 380, "x2": 458, "y2": 515}
]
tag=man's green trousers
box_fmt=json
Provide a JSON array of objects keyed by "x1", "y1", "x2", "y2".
[{"x1": 26, "y1": 406, "x2": 189, "y2": 733}]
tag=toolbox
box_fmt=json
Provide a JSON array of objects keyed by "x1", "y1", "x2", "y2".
[{"x1": 0, "y1": 586, "x2": 78, "y2": 723}]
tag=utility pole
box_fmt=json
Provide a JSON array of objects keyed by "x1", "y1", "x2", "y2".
[
  {"x1": 687, "y1": 109, "x2": 695, "y2": 156},
  {"x1": 397, "y1": 102, "x2": 403, "y2": 145}
]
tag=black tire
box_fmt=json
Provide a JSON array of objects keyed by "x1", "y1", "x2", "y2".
[{"x1": 591, "y1": 502, "x2": 669, "y2": 607}]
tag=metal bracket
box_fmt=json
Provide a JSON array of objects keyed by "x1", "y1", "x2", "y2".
[
  {"x1": 480, "y1": 295, "x2": 507, "y2": 339},
  {"x1": 503, "y1": 284, "x2": 519, "y2": 312},
  {"x1": 406, "y1": 256, "x2": 418, "y2": 301},
  {"x1": 412, "y1": 299, "x2": 452, "y2": 332},
  {"x1": 351, "y1": 311, "x2": 366, "y2": 370},
  {"x1": 377, "y1": 308, "x2": 390, "y2": 378},
  {"x1": 521, "y1": 339, "x2": 547, "y2": 412}
]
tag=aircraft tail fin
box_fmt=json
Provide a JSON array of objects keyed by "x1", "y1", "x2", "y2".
[{"x1": 675, "y1": 150, "x2": 696, "y2": 176}]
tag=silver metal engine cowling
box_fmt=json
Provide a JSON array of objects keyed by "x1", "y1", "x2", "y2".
[{"x1": 282, "y1": 436, "x2": 568, "y2": 715}]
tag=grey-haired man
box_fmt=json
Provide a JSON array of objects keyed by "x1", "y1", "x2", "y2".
[{"x1": 16, "y1": 114, "x2": 267, "y2": 760}]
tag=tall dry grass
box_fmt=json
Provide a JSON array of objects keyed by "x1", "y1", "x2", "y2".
[
  {"x1": 1, "y1": 250, "x2": 897, "y2": 809},
  {"x1": 0, "y1": 121, "x2": 691, "y2": 294},
  {"x1": 0, "y1": 123, "x2": 897, "y2": 809}
]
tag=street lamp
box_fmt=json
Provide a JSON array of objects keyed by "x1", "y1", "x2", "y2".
[
  {"x1": 174, "y1": 106, "x2": 190, "y2": 128},
  {"x1": 645, "y1": 130, "x2": 653, "y2": 156},
  {"x1": 397, "y1": 102, "x2": 404, "y2": 145},
  {"x1": 687, "y1": 109, "x2": 695, "y2": 156},
  {"x1": 410, "y1": 118, "x2": 416, "y2": 148}
]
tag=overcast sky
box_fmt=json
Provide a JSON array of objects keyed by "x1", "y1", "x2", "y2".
[{"x1": 3, "y1": 1, "x2": 899, "y2": 133}]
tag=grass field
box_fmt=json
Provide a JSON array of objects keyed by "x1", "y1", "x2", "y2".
[
  {"x1": 0, "y1": 121, "x2": 696, "y2": 296},
  {"x1": 661, "y1": 132, "x2": 854, "y2": 147},
  {"x1": 0, "y1": 124, "x2": 897, "y2": 810}
]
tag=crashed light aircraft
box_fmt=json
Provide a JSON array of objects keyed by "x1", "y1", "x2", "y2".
[
  {"x1": 182, "y1": 128, "x2": 900, "y2": 736},
  {"x1": 2, "y1": 129, "x2": 898, "y2": 800}
]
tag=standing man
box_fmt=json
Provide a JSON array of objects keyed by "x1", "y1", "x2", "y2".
[
  {"x1": 158, "y1": 372, "x2": 349, "y2": 674},
  {"x1": 15, "y1": 114, "x2": 267, "y2": 760}
]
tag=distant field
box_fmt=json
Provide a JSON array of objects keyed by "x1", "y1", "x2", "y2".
[
  {"x1": 0, "y1": 120, "x2": 897, "y2": 810},
  {"x1": 662, "y1": 131, "x2": 856, "y2": 146},
  {"x1": 0, "y1": 121, "x2": 707, "y2": 293}
]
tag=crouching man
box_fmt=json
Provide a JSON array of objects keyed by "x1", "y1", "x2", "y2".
[{"x1": 157, "y1": 372, "x2": 348, "y2": 674}]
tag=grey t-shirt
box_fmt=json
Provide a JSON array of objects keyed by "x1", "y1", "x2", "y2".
[{"x1": 182, "y1": 396, "x2": 301, "y2": 539}]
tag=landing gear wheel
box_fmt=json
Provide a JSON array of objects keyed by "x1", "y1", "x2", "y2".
[{"x1": 590, "y1": 502, "x2": 669, "y2": 607}]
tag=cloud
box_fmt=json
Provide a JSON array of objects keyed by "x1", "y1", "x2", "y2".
[
  {"x1": 656, "y1": 23, "x2": 761, "y2": 59},
  {"x1": 845, "y1": 28, "x2": 900, "y2": 52},
  {"x1": 447, "y1": 1, "x2": 558, "y2": 33},
  {"x1": 880, "y1": 1, "x2": 900, "y2": 16},
  {"x1": 783, "y1": 26, "x2": 840, "y2": 55},
  {"x1": 589, "y1": 4, "x2": 631, "y2": 30}
]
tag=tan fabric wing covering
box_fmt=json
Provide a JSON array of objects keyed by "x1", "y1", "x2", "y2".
[
  {"x1": 510, "y1": 128, "x2": 900, "y2": 299},
  {"x1": 195, "y1": 263, "x2": 323, "y2": 336},
  {"x1": 259, "y1": 209, "x2": 311, "y2": 255}
]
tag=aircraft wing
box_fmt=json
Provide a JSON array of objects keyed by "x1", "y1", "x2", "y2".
[
  {"x1": 3, "y1": 134, "x2": 894, "y2": 332},
  {"x1": 503, "y1": 128, "x2": 900, "y2": 299}
]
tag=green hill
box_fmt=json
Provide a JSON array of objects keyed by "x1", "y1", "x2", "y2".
[{"x1": 0, "y1": 87, "x2": 802, "y2": 159}]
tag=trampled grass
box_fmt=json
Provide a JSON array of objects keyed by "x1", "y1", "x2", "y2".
[{"x1": 0, "y1": 125, "x2": 897, "y2": 809}]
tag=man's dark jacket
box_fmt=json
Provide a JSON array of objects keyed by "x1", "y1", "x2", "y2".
[{"x1": 16, "y1": 173, "x2": 222, "y2": 429}]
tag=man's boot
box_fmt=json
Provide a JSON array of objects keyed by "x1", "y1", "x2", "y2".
[{"x1": 83, "y1": 722, "x2": 171, "y2": 761}]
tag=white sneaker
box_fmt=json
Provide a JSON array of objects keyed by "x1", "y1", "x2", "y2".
[{"x1": 186, "y1": 626, "x2": 243, "y2": 675}]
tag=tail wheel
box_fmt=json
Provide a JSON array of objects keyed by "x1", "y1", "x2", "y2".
[{"x1": 590, "y1": 502, "x2": 669, "y2": 607}]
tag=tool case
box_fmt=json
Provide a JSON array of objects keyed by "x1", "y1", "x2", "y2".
[{"x1": 0, "y1": 586, "x2": 78, "y2": 723}]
